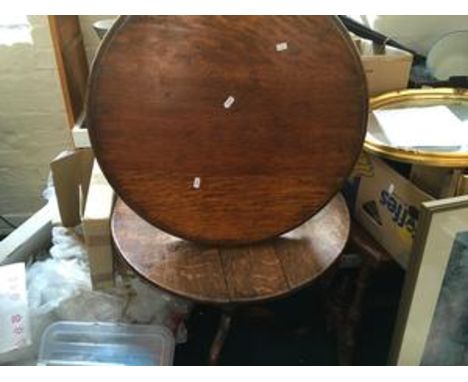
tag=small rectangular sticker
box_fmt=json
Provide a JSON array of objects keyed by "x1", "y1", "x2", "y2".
[
  {"x1": 193, "y1": 177, "x2": 201, "y2": 189},
  {"x1": 276, "y1": 42, "x2": 288, "y2": 52},
  {"x1": 224, "y1": 96, "x2": 235, "y2": 109}
]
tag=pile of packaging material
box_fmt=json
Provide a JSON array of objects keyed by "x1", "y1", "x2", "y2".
[{"x1": 0, "y1": 225, "x2": 192, "y2": 365}]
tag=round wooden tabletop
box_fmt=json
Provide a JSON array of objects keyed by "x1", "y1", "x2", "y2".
[
  {"x1": 89, "y1": 16, "x2": 367, "y2": 245},
  {"x1": 112, "y1": 193, "x2": 350, "y2": 304}
]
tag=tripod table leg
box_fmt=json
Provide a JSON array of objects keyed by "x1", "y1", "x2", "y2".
[{"x1": 208, "y1": 309, "x2": 234, "y2": 365}]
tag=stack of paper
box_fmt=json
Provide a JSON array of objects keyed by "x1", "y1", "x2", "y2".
[{"x1": 370, "y1": 105, "x2": 468, "y2": 149}]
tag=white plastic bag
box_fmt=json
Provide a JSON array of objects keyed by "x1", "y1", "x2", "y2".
[
  {"x1": 123, "y1": 278, "x2": 192, "y2": 342},
  {"x1": 57, "y1": 290, "x2": 125, "y2": 322}
]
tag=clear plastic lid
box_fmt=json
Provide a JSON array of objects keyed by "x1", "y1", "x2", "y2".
[{"x1": 38, "y1": 321, "x2": 175, "y2": 366}]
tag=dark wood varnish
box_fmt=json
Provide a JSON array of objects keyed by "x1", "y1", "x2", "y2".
[
  {"x1": 111, "y1": 193, "x2": 350, "y2": 304},
  {"x1": 89, "y1": 16, "x2": 367, "y2": 244}
]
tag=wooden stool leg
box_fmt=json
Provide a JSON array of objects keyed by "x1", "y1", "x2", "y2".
[
  {"x1": 318, "y1": 261, "x2": 341, "y2": 334},
  {"x1": 338, "y1": 258, "x2": 372, "y2": 365},
  {"x1": 208, "y1": 309, "x2": 234, "y2": 365}
]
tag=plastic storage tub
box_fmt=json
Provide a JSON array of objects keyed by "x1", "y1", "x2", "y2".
[{"x1": 37, "y1": 321, "x2": 175, "y2": 366}]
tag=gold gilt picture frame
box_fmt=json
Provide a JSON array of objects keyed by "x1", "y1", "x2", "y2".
[
  {"x1": 366, "y1": 88, "x2": 468, "y2": 167},
  {"x1": 389, "y1": 194, "x2": 468, "y2": 365}
]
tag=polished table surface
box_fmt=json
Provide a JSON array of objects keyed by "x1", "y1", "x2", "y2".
[
  {"x1": 89, "y1": 16, "x2": 367, "y2": 245},
  {"x1": 111, "y1": 193, "x2": 350, "y2": 304}
]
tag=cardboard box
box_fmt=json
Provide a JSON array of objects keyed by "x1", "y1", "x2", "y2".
[
  {"x1": 0, "y1": 204, "x2": 51, "y2": 266},
  {"x1": 82, "y1": 160, "x2": 115, "y2": 289},
  {"x1": 50, "y1": 150, "x2": 115, "y2": 289},
  {"x1": 357, "y1": 38, "x2": 413, "y2": 97},
  {"x1": 50, "y1": 149, "x2": 94, "y2": 227},
  {"x1": 409, "y1": 165, "x2": 461, "y2": 199},
  {"x1": 71, "y1": 113, "x2": 91, "y2": 149},
  {"x1": 352, "y1": 154, "x2": 433, "y2": 268}
]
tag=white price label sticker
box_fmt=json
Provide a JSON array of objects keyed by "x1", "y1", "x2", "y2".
[
  {"x1": 276, "y1": 42, "x2": 288, "y2": 52},
  {"x1": 223, "y1": 96, "x2": 235, "y2": 109},
  {"x1": 193, "y1": 177, "x2": 201, "y2": 189},
  {"x1": 0, "y1": 263, "x2": 31, "y2": 354}
]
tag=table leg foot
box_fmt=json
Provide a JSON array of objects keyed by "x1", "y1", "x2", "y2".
[
  {"x1": 208, "y1": 310, "x2": 233, "y2": 365},
  {"x1": 337, "y1": 259, "x2": 372, "y2": 365}
]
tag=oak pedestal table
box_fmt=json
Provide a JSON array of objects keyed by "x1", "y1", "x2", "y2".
[
  {"x1": 87, "y1": 15, "x2": 368, "y2": 364},
  {"x1": 112, "y1": 193, "x2": 350, "y2": 364}
]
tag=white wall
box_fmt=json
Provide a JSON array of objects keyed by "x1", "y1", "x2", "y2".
[
  {"x1": 0, "y1": 16, "x2": 72, "y2": 231},
  {"x1": 0, "y1": 15, "x2": 116, "y2": 234}
]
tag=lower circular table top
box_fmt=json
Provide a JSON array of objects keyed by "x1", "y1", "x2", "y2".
[{"x1": 112, "y1": 193, "x2": 350, "y2": 304}]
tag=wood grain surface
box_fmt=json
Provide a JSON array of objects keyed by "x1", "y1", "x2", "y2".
[
  {"x1": 49, "y1": 16, "x2": 89, "y2": 127},
  {"x1": 89, "y1": 16, "x2": 367, "y2": 244},
  {"x1": 111, "y1": 193, "x2": 350, "y2": 304}
]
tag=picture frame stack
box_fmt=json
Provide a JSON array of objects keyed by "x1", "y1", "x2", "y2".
[{"x1": 390, "y1": 195, "x2": 468, "y2": 365}]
